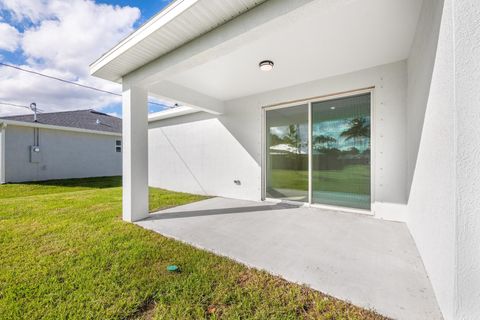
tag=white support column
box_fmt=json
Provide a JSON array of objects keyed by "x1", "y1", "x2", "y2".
[
  {"x1": 0, "y1": 123, "x2": 6, "y2": 184},
  {"x1": 122, "y1": 84, "x2": 149, "y2": 222}
]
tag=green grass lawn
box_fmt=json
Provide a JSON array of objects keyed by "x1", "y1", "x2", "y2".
[
  {"x1": 0, "y1": 177, "x2": 386, "y2": 320},
  {"x1": 270, "y1": 165, "x2": 370, "y2": 194}
]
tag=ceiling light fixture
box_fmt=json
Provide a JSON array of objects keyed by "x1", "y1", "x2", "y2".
[{"x1": 259, "y1": 60, "x2": 274, "y2": 71}]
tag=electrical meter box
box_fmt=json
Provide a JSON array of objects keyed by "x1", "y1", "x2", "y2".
[{"x1": 30, "y1": 145, "x2": 41, "y2": 163}]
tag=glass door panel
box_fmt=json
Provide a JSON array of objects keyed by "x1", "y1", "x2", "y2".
[
  {"x1": 266, "y1": 104, "x2": 308, "y2": 202},
  {"x1": 311, "y1": 94, "x2": 371, "y2": 209}
]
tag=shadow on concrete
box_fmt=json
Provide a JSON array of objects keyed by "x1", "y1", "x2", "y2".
[{"x1": 146, "y1": 202, "x2": 300, "y2": 220}]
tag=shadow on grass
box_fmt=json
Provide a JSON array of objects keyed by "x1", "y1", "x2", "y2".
[{"x1": 15, "y1": 176, "x2": 122, "y2": 189}]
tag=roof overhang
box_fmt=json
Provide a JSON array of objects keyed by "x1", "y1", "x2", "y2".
[
  {"x1": 90, "y1": 0, "x2": 268, "y2": 83},
  {"x1": 91, "y1": 0, "x2": 422, "y2": 116}
]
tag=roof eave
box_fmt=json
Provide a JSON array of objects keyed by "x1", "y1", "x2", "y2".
[{"x1": 89, "y1": 0, "x2": 198, "y2": 81}]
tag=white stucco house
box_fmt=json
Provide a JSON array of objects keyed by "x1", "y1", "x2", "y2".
[
  {"x1": 0, "y1": 109, "x2": 122, "y2": 183},
  {"x1": 90, "y1": 0, "x2": 480, "y2": 319}
]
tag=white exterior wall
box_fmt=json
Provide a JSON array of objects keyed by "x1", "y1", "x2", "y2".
[
  {"x1": 406, "y1": 0, "x2": 445, "y2": 192},
  {"x1": 454, "y1": 0, "x2": 480, "y2": 318},
  {"x1": 149, "y1": 112, "x2": 261, "y2": 200},
  {"x1": 4, "y1": 125, "x2": 122, "y2": 182},
  {"x1": 407, "y1": 0, "x2": 480, "y2": 318},
  {"x1": 406, "y1": 0, "x2": 455, "y2": 318},
  {"x1": 149, "y1": 60, "x2": 408, "y2": 218}
]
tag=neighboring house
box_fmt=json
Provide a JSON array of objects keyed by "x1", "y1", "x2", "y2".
[
  {"x1": 0, "y1": 109, "x2": 122, "y2": 183},
  {"x1": 90, "y1": 1, "x2": 480, "y2": 320}
]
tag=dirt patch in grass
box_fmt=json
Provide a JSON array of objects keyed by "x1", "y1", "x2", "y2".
[{"x1": 129, "y1": 298, "x2": 157, "y2": 320}]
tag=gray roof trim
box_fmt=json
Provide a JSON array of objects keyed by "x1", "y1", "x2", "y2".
[
  {"x1": 0, "y1": 109, "x2": 122, "y2": 134},
  {"x1": 0, "y1": 119, "x2": 122, "y2": 137}
]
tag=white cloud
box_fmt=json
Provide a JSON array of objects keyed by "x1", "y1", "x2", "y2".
[
  {"x1": 0, "y1": 63, "x2": 122, "y2": 114},
  {"x1": 0, "y1": 22, "x2": 20, "y2": 51},
  {"x1": 0, "y1": 0, "x2": 140, "y2": 116},
  {"x1": 21, "y1": 1, "x2": 140, "y2": 77},
  {"x1": 0, "y1": 0, "x2": 51, "y2": 23}
]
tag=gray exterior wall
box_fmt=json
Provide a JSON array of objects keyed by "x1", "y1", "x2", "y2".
[{"x1": 4, "y1": 125, "x2": 122, "y2": 182}]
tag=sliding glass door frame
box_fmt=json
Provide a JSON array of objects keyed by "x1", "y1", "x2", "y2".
[{"x1": 262, "y1": 87, "x2": 375, "y2": 215}]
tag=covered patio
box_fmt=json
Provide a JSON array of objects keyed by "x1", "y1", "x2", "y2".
[
  {"x1": 137, "y1": 197, "x2": 441, "y2": 320},
  {"x1": 90, "y1": 0, "x2": 425, "y2": 222},
  {"x1": 90, "y1": 0, "x2": 480, "y2": 319},
  {"x1": 114, "y1": 0, "x2": 435, "y2": 312}
]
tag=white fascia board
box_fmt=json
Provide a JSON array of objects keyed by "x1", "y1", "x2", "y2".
[
  {"x1": 90, "y1": 0, "x2": 198, "y2": 77},
  {"x1": 148, "y1": 106, "x2": 200, "y2": 122},
  {"x1": 0, "y1": 120, "x2": 122, "y2": 137},
  {"x1": 149, "y1": 81, "x2": 224, "y2": 115}
]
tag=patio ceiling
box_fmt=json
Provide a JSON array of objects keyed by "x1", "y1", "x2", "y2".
[
  {"x1": 166, "y1": 0, "x2": 423, "y2": 101},
  {"x1": 91, "y1": 0, "x2": 423, "y2": 112}
]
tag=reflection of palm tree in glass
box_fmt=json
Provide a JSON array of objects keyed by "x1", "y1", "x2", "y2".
[
  {"x1": 313, "y1": 135, "x2": 337, "y2": 151},
  {"x1": 284, "y1": 124, "x2": 302, "y2": 154},
  {"x1": 270, "y1": 133, "x2": 284, "y2": 146},
  {"x1": 340, "y1": 117, "x2": 370, "y2": 149}
]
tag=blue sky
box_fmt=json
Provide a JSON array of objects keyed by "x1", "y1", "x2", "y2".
[
  {"x1": 98, "y1": 1, "x2": 172, "y2": 27},
  {"x1": 0, "y1": 0, "x2": 174, "y2": 117}
]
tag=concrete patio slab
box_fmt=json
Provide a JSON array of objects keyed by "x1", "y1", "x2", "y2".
[{"x1": 136, "y1": 197, "x2": 442, "y2": 320}]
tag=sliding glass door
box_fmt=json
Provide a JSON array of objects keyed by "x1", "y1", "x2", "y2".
[
  {"x1": 266, "y1": 104, "x2": 308, "y2": 202},
  {"x1": 311, "y1": 93, "x2": 371, "y2": 209},
  {"x1": 265, "y1": 92, "x2": 371, "y2": 210}
]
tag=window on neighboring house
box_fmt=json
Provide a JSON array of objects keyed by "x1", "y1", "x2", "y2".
[{"x1": 115, "y1": 140, "x2": 122, "y2": 153}]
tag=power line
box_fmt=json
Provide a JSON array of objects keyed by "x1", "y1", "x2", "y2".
[
  {"x1": 0, "y1": 62, "x2": 170, "y2": 108},
  {"x1": 0, "y1": 101, "x2": 29, "y2": 109},
  {"x1": 0, "y1": 62, "x2": 120, "y2": 96},
  {"x1": 0, "y1": 101, "x2": 44, "y2": 112}
]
